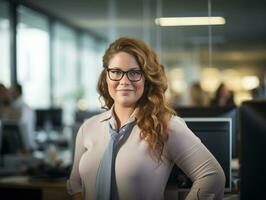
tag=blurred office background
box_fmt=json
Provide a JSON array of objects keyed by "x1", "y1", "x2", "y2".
[
  {"x1": 1, "y1": 0, "x2": 266, "y2": 114},
  {"x1": 0, "y1": 0, "x2": 266, "y2": 199}
]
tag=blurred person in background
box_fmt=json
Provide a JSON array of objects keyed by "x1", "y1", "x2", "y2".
[
  {"x1": 67, "y1": 37, "x2": 225, "y2": 200},
  {"x1": 189, "y1": 81, "x2": 209, "y2": 106},
  {"x1": 0, "y1": 83, "x2": 8, "y2": 106},
  {"x1": 210, "y1": 83, "x2": 236, "y2": 107},
  {"x1": 0, "y1": 83, "x2": 19, "y2": 119},
  {"x1": 9, "y1": 83, "x2": 36, "y2": 152},
  {"x1": 251, "y1": 83, "x2": 265, "y2": 99}
]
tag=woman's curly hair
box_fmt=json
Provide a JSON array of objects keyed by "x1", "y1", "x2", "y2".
[{"x1": 97, "y1": 37, "x2": 175, "y2": 162}]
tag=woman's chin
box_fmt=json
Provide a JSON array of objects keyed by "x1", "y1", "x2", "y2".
[{"x1": 116, "y1": 100, "x2": 136, "y2": 108}]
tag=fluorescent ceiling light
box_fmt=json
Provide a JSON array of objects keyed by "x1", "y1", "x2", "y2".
[{"x1": 155, "y1": 17, "x2": 226, "y2": 26}]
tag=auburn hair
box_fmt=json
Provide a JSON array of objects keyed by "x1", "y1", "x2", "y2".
[{"x1": 97, "y1": 37, "x2": 175, "y2": 162}]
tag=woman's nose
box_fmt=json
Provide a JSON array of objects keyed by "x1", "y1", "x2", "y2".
[{"x1": 119, "y1": 74, "x2": 131, "y2": 84}]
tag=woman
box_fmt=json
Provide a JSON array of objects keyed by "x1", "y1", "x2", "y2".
[
  {"x1": 210, "y1": 83, "x2": 236, "y2": 107},
  {"x1": 67, "y1": 37, "x2": 225, "y2": 200}
]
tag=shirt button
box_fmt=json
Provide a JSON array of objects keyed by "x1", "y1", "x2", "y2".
[{"x1": 122, "y1": 128, "x2": 125, "y2": 132}]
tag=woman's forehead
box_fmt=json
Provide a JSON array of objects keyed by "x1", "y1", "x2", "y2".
[{"x1": 108, "y1": 52, "x2": 140, "y2": 69}]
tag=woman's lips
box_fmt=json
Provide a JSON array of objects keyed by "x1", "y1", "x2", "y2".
[
  {"x1": 117, "y1": 89, "x2": 134, "y2": 95},
  {"x1": 117, "y1": 89, "x2": 134, "y2": 91}
]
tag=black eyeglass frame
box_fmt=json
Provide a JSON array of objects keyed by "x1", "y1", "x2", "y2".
[{"x1": 106, "y1": 68, "x2": 143, "y2": 82}]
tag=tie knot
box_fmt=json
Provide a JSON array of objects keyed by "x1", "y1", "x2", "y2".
[
  {"x1": 110, "y1": 131, "x2": 119, "y2": 140},
  {"x1": 109, "y1": 125, "x2": 121, "y2": 141},
  {"x1": 109, "y1": 121, "x2": 135, "y2": 141}
]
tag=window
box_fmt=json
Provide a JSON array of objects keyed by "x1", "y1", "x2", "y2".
[
  {"x1": 52, "y1": 22, "x2": 79, "y2": 125},
  {"x1": 0, "y1": 1, "x2": 10, "y2": 86},
  {"x1": 17, "y1": 6, "x2": 50, "y2": 108},
  {"x1": 79, "y1": 34, "x2": 106, "y2": 110}
]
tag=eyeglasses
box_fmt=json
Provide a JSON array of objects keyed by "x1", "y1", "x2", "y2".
[{"x1": 106, "y1": 68, "x2": 142, "y2": 82}]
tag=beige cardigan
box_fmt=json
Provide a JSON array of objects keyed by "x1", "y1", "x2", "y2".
[{"x1": 67, "y1": 108, "x2": 225, "y2": 200}]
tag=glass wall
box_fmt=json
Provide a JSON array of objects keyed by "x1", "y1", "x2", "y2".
[
  {"x1": 0, "y1": 1, "x2": 10, "y2": 86},
  {"x1": 79, "y1": 34, "x2": 106, "y2": 111},
  {"x1": 52, "y1": 24, "x2": 106, "y2": 124},
  {"x1": 52, "y1": 22, "x2": 79, "y2": 125},
  {"x1": 17, "y1": 6, "x2": 50, "y2": 108},
  {"x1": 155, "y1": 1, "x2": 265, "y2": 106}
]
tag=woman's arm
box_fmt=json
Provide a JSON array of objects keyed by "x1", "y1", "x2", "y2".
[
  {"x1": 67, "y1": 124, "x2": 86, "y2": 196},
  {"x1": 178, "y1": 143, "x2": 225, "y2": 199},
  {"x1": 166, "y1": 117, "x2": 225, "y2": 200}
]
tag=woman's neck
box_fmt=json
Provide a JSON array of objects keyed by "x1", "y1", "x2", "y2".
[{"x1": 113, "y1": 105, "x2": 135, "y2": 129}]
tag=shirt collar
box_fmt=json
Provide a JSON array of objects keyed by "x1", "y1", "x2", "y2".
[
  {"x1": 99, "y1": 105, "x2": 139, "y2": 126},
  {"x1": 99, "y1": 107, "x2": 113, "y2": 122}
]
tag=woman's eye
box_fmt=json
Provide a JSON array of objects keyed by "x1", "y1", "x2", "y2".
[
  {"x1": 112, "y1": 70, "x2": 122, "y2": 75},
  {"x1": 129, "y1": 71, "x2": 140, "y2": 76},
  {"x1": 129, "y1": 71, "x2": 136, "y2": 76}
]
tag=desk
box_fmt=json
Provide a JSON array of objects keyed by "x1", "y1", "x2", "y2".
[
  {"x1": 0, "y1": 176, "x2": 71, "y2": 200},
  {"x1": 1, "y1": 177, "x2": 239, "y2": 200}
]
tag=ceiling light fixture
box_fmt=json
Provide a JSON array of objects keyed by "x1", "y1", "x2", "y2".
[{"x1": 155, "y1": 17, "x2": 226, "y2": 26}]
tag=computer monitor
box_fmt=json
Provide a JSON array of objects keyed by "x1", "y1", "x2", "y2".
[
  {"x1": 35, "y1": 108, "x2": 63, "y2": 130},
  {"x1": 239, "y1": 100, "x2": 266, "y2": 200},
  {"x1": 175, "y1": 106, "x2": 238, "y2": 158},
  {"x1": 0, "y1": 119, "x2": 25, "y2": 155},
  {"x1": 168, "y1": 118, "x2": 232, "y2": 191}
]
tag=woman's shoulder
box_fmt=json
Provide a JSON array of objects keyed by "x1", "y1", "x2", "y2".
[
  {"x1": 81, "y1": 110, "x2": 109, "y2": 128},
  {"x1": 83, "y1": 111, "x2": 109, "y2": 124},
  {"x1": 167, "y1": 115, "x2": 197, "y2": 138},
  {"x1": 73, "y1": 111, "x2": 109, "y2": 140},
  {"x1": 168, "y1": 115, "x2": 187, "y2": 130},
  {"x1": 166, "y1": 115, "x2": 201, "y2": 158}
]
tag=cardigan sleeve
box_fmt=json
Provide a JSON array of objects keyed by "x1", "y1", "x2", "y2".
[
  {"x1": 166, "y1": 116, "x2": 226, "y2": 200},
  {"x1": 67, "y1": 123, "x2": 86, "y2": 195}
]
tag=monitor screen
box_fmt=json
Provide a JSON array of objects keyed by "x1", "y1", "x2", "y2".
[
  {"x1": 175, "y1": 106, "x2": 238, "y2": 158},
  {"x1": 0, "y1": 120, "x2": 25, "y2": 155},
  {"x1": 239, "y1": 100, "x2": 266, "y2": 200},
  {"x1": 168, "y1": 118, "x2": 232, "y2": 191},
  {"x1": 35, "y1": 108, "x2": 62, "y2": 130}
]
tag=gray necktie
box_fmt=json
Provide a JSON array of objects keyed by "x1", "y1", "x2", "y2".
[{"x1": 95, "y1": 121, "x2": 135, "y2": 200}]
